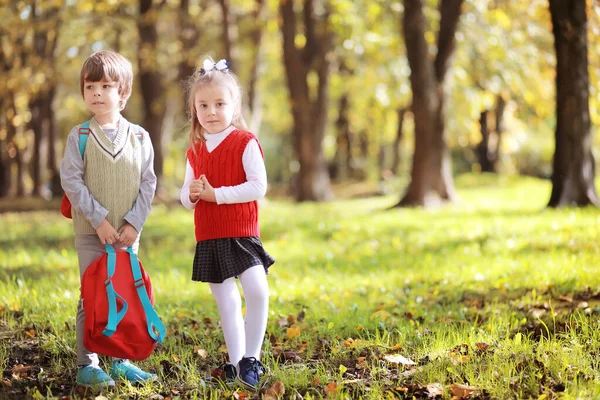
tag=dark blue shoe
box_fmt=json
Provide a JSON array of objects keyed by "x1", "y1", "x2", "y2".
[{"x1": 237, "y1": 357, "x2": 266, "y2": 389}]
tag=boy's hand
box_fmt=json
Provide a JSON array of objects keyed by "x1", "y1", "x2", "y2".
[
  {"x1": 96, "y1": 219, "x2": 120, "y2": 245},
  {"x1": 189, "y1": 178, "x2": 205, "y2": 203},
  {"x1": 117, "y1": 223, "x2": 138, "y2": 247},
  {"x1": 198, "y1": 175, "x2": 216, "y2": 203}
]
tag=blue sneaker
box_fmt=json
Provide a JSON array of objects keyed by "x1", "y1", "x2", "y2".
[
  {"x1": 237, "y1": 357, "x2": 266, "y2": 389},
  {"x1": 109, "y1": 360, "x2": 157, "y2": 384},
  {"x1": 76, "y1": 365, "x2": 116, "y2": 388}
]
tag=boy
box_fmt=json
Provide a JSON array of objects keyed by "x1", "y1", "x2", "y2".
[{"x1": 60, "y1": 50, "x2": 157, "y2": 387}]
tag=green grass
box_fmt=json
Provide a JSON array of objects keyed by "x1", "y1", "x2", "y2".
[{"x1": 2, "y1": 174, "x2": 600, "y2": 399}]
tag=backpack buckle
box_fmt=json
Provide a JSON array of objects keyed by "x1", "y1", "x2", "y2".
[
  {"x1": 79, "y1": 127, "x2": 90, "y2": 135},
  {"x1": 134, "y1": 278, "x2": 144, "y2": 288}
]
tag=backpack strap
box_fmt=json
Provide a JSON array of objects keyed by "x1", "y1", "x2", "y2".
[
  {"x1": 102, "y1": 243, "x2": 129, "y2": 337},
  {"x1": 78, "y1": 120, "x2": 91, "y2": 158},
  {"x1": 127, "y1": 247, "x2": 166, "y2": 344},
  {"x1": 77, "y1": 121, "x2": 143, "y2": 159}
]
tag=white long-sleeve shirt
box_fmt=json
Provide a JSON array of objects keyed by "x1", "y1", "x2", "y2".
[{"x1": 180, "y1": 125, "x2": 267, "y2": 209}]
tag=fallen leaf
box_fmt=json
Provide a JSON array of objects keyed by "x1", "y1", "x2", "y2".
[
  {"x1": 277, "y1": 317, "x2": 289, "y2": 328},
  {"x1": 194, "y1": 346, "x2": 208, "y2": 358},
  {"x1": 450, "y1": 383, "x2": 479, "y2": 398},
  {"x1": 370, "y1": 310, "x2": 391, "y2": 321},
  {"x1": 558, "y1": 294, "x2": 573, "y2": 303},
  {"x1": 356, "y1": 357, "x2": 368, "y2": 370},
  {"x1": 313, "y1": 376, "x2": 320, "y2": 386},
  {"x1": 297, "y1": 310, "x2": 306, "y2": 322},
  {"x1": 171, "y1": 354, "x2": 180, "y2": 362},
  {"x1": 426, "y1": 383, "x2": 444, "y2": 397},
  {"x1": 286, "y1": 327, "x2": 301, "y2": 339},
  {"x1": 263, "y1": 381, "x2": 286, "y2": 399},
  {"x1": 383, "y1": 354, "x2": 415, "y2": 366},
  {"x1": 11, "y1": 365, "x2": 32, "y2": 375},
  {"x1": 324, "y1": 381, "x2": 338, "y2": 396},
  {"x1": 475, "y1": 342, "x2": 489, "y2": 352},
  {"x1": 287, "y1": 313, "x2": 296, "y2": 324},
  {"x1": 233, "y1": 390, "x2": 249, "y2": 399}
]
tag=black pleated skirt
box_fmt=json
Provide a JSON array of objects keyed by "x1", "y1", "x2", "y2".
[{"x1": 192, "y1": 236, "x2": 275, "y2": 283}]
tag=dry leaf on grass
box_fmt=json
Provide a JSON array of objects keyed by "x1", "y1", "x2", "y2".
[
  {"x1": 426, "y1": 383, "x2": 444, "y2": 397},
  {"x1": 383, "y1": 354, "x2": 416, "y2": 366},
  {"x1": 286, "y1": 327, "x2": 301, "y2": 339},
  {"x1": 263, "y1": 381, "x2": 285, "y2": 400},
  {"x1": 324, "y1": 381, "x2": 338, "y2": 396},
  {"x1": 233, "y1": 390, "x2": 249, "y2": 399},
  {"x1": 450, "y1": 383, "x2": 479, "y2": 398}
]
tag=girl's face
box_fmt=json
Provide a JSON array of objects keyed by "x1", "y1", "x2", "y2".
[{"x1": 194, "y1": 85, "x2": 235, "y2": 134}]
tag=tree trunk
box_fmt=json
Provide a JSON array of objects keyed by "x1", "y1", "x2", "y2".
[
  {"x1": 138, "y1": 0, "x2": 166, "y2": 186},
  {"x1": 396, "y1": 0, "x2": 462, "y2": 207},
  {"x1": 332, "y1": 94, "x2": 351, "y2": 181},
  {"x1": 218, "y1": 0, "x2": 236, "y2": 65},
  {"x1": 29, "y1": 97, "x2": 44, "y2": 196},
  {"x1": 46, "y1": 87, "x2": 61, "y2": 196},
  {"x1": 547, "y1": 0, "x2": 598, "y2": 207},
  {"x1": 491, "y1": 94, "x2": 506, "y2": 171},
  {"x1": 280, "y1": 0, "x2": 333, "y2": 201},
  {"x1": 178, "y1": 0, "x2": 202, "y2": 109},
  {"x1": 391, "y1": 107, "x2": 407, "y2": 175},
  {"x1": 246, "y1": 0, "x2": 265, "y2": 134},
  {"x1": 476, "y1": 110, "x2": 493, "y2": 172}
]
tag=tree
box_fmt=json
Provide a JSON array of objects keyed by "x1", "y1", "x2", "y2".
[
  {"x1": 279, "y1": 0, "x2": 333, "y2": 201},
  {"x1": 547, "y1": 0, "x2": 599, "y2": 207},
  {"x1": 138, "y1": 0, "x2": 166, "y2": 188},
  {"x1": 395, "y1": 0, "x2": 464, "y2": 207}
]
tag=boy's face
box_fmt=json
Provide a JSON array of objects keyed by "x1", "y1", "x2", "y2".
[
  {"x1": 83, "y1": 77, "x2": 124, "y2": 118},
  {"x1": 194, "y1": 85, "x2": 235, "y2": 134}
]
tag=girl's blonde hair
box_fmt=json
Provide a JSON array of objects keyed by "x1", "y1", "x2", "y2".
[{"x1": 186, "y1": 57, "x2": 248, "y2": 151}]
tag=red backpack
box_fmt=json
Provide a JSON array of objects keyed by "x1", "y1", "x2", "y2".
[
  {"x1": 61, "y1": 120, "x2": 144, "y2": 218},
  {"x1": 81, "y1": 243, "x2": 166, "y2": 360}
]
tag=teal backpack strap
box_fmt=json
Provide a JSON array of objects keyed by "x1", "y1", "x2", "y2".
[
  {"x1": 130, "y1": 124, "x2": 144, "y2": 145},
  {"x1": 78, "y1": 120, "x2": 91, "y2": 158},
  {"x1": 127, "y1": 247, "x2": 166, "y2": 343},
  {"x1": 102, "y1": 243, "x2": 129, "y2": 337}
]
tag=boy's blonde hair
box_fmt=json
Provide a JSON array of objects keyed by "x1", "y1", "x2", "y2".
[
  {"x1": 80, "y1": 50, "x2": 134, "y2": 110},
  {"x1": 186, "y1": 57, "x2": 248, "y2": 151}
]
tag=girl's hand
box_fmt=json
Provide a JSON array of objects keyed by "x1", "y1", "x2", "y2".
[
  {"x1": 117, "y1": 223, "x2": 138, "y2": 247},
  {"x1": 189, "y1": 178, "x2": 205, "y2": 202},
  {"x1": 198, "y1": 175, "x2": 216, "y2": 202}
]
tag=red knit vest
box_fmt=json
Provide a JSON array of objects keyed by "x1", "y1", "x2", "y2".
[{"x1": 186, "y1": 129, "x2": 263, "y2": 242}]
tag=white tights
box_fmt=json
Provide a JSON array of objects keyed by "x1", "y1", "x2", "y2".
[{"x1": 208, "y1": 265, "x2": 269, "y2": 368}]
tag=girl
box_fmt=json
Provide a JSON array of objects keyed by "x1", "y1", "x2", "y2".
[{"x1": 180, "y1": 58, "x2": 274, "y2": 389}]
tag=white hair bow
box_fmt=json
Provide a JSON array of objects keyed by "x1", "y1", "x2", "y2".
[{"x1": 201, "y1": 59, "x2": 230, "y2": 74}]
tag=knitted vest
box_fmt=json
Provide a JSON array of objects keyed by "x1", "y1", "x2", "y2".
[
  {"x1": 72, "y1": 119, "x2": 143, "y2": 234},
  {"x1": 187, "y1": 129, "x2": 262, "y2": 242}
]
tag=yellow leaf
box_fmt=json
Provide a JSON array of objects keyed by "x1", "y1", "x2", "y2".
[{"x1": 286, "y1": 327, "x2": 301, "y2": 339}]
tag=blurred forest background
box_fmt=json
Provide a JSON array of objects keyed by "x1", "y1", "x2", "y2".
[{"x1": 1, "y1": 0, "x2": 599, "y2": 207}]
